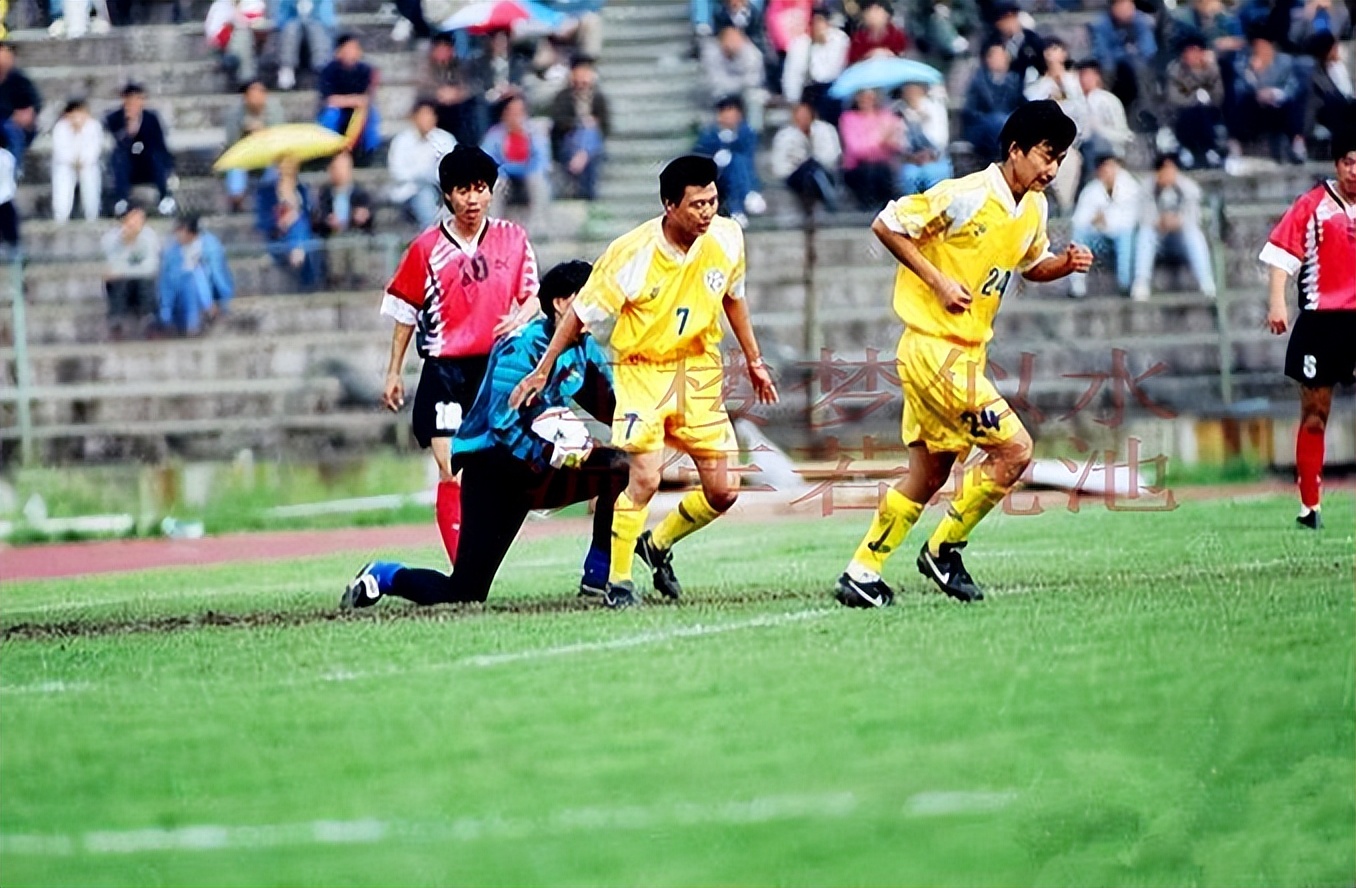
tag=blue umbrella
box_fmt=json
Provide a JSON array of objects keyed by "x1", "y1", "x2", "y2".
[{"x1": 828, "y1": 57, "x2": 943, "y2": 100}]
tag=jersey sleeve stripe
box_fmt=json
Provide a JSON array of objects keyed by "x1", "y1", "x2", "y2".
[
  {"x1": 380, "y1": 292, "x2": 419, "y2": 325},
  {"x1": 1259, "y1": 241, "x2": 1302, "y2": 276}
]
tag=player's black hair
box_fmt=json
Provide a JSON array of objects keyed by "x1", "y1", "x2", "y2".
[
  {"x1": 439, "y1": 143, "x2": 499, "y2": 193},
  {"x1": 998, "y1": 99, "x2": 1078, "y2": 159},
  {"x1": 659, "y1": 155, "x2": 718, "y2": 206},
  {"x1": 538, "y1": 260, "x2": 594, "y2": 320},
  {"x1": 1332, "y1": 124, "x2": 1356, "y2": 162}
]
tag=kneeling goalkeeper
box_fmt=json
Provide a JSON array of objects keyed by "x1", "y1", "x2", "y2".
[{"x1": 342, "y1": 260, "x2": 628, "y2": 608}]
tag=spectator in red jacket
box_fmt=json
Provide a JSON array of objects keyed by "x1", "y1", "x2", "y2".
[{"x1": 849, "y1": 0, "x2": 908, "y2": 63}]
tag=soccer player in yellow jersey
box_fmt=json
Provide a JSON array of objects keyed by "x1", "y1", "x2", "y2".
[
  {"x1": 512, "y1": 155, "x2": 779, "y2": 607},
  {"x1": 836, "y1": 100, "x2": 1094, "y2": 608}
]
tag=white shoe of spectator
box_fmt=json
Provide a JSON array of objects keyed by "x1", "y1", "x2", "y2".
[
  {"x1": 47, "y1": 16, "x2": 67, "y2": 37},
  {"x1": 391, "y1": 18, "x2": 412, "y2": 42},
  {"x1": 1130, "y1": 281, "x2": 1151, "y2": 302},
  {"x1": 90, "y1": 16, "x2": 111, "y2": 34},
  {"x1": 278, "y1": 66, "x2": 296, "y2": 91},
  {"x1": 158, "y1": 196, "x2": 177, "y2": 216},
  {"x1": 745, "y1": 191, "x2": 767, "y2": 216},
  {"x1": 1069, "y1": 276, "x2": 1087, "y2": 299}
]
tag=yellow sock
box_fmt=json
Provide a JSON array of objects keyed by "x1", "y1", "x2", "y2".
[
  {"x1": 927, "y1": 466, "x2": 1009, "y2": 554},
  {"x1": 609, "y1": 491, "x2": 649, "y2": 584},
  {"x1": 650, "y1": 491, "x2": 722, "y2": 551},
  {"x1": 850, "y1": 488, "x2": 924, "y2": 575}
]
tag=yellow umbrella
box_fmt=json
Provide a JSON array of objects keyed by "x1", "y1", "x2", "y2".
[{"x1": 212, "y1": 123, "x2": 351, "y2": 172}]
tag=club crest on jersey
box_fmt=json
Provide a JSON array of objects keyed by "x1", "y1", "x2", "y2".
[{"x1": 704, "y1": 269, "x2": 727, "y2": 293}]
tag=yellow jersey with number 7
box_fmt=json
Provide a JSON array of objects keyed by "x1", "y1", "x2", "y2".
[
  {"x1": 881, "y1": 164, "x2": 1053, "y2": 348},
  {"x1": 573, "y1": 216, "x2": 746, "y2": 363}
]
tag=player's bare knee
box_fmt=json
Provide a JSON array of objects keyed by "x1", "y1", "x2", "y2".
[{"x1": 707, "y1": 486, "x2": 738, "y2": 512}]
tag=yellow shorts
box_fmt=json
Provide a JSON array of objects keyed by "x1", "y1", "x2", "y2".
[
  {"x1": 896, "y1": 330, "x2": 1023, "y2": 454},
  {"x1": 610, "y1": 353, "x2": 737, "y2": 456}
]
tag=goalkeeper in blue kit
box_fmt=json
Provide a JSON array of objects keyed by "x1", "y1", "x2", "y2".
[{"x1": 343, "y1": 261, "x2": 629, "y2": 607}]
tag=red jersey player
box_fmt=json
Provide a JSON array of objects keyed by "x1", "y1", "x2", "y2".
[
  {"x1": 1259, "y1": 127, "x2": 1356, "y2": 530},
  {"x1": 380, "y1": 144, "x2": 540, "y2": 563}
]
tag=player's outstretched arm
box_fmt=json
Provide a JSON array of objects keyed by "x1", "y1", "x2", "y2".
[
  {"x1": 1022, "y1": 243, "x2": 1094, "y2": 282},
  {"x1": 383, "y1": 322, "x2": 415, "y2": 412},
  {"x1": 723, "y1": 294, "x2": 779, "y2": 404},
  {"x1": 871, "y1": 216, "x2": 973, "y2": 314},
  {"x1": 509, "y1": 308, "x2": 584, "y2": 409}
]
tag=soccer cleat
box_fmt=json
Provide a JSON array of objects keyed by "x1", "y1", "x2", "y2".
[
  {"x1": 578, "y1": 579, "x2": 608, "y2": 598},
  {"x1": 636, "y1": 531, "x2": 682, "y2": 600},
  {"x1": 916, "y1": 542, "x2": 985, "y2": 602},
  {"x1": 1296, "y1": 509, "x2": 1323, "y2": 530},
  {"x1": 834, "y1": 573, "x2": 895, "y2": 608},
  {"x1": 603, "y1": 580, "x2": 640, "y2": 609},
  {"x1": 340, "y1": 563, "x2": 383, "y2": 609}
]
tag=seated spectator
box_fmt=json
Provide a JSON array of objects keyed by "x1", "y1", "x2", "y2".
[
  {"x1": 0, "y1": 129, "x2": 15, "y2": 254},
  {"x1": 1174, "y1": 0, "x2": 1245, "y2": 56},
  {"x1": 962, "y1": 41, "x2": 1025, "y2": 164},
  {"x1": 47, "y1": 0, "x2": 111, "y2": 38},
  {"x1": 388, "y1": 100, "x2": 457, "y2": 228},
  {"x1": 317, "y1": 33, "x2": 381, "y2": 162},
  {"x1": 838, "y1": 88, "x2": 901, "y2": 210},
  {"x1": 474, "y1": 30, "x2": 530, "y2": 108},
  {"x1": 158, "y1": 215, "x2": 233, "y2": 336},
  {"x1": 848, "y1": 0, "x2": 908, "y2": 63},
  {"x1": 770, "y1": 100, "x2": 842, "y2": 212},
  {"x1": 782, "y1": 7, "x2": 850, "y2": 124},
  {"x1": 1289, "y1": 0, "x2": 1351, "y2": 48},
  {"x1": 1228, "y1": 33, "x2": 1305, "y2": 162},
  {"x1": 694, "y1": 0, "x2": 767, "y2": 38},
  {"x1": 910, "y1": 0, "x2": 981, "y2": 65},
  {"x1": 276, "y1": 0, "x2": 336, "y2": 91},
  {"x1": 1070, "y1": 153, "x2": 1141, "y2": 298},
  {"x1": 391, "y1": 0, "x2": 431, "y2": 43},
  {"x1": 1304, "y1": 32, "x2": 1355, "y2": 143},
  {"x1": 421, "y1": 33, "x2": 488, "y2": 149},
  {"x1": 1024, "y1": 38, "x2": 1086, "y2": 211},
  {"x1": 1076, "y1": 60, "x2": 1135, "y2": 173},
  {"x1": 51, "y1": 98, "x2": 103, "y2": 223},
  {"x1": 105, "y1": 83, "x2": 176, "y2": 217},
  {"x1": 0, "y1": 41, "x2": 42, "y2": 172},
  {"x1": 482, "y1": 95, "x2": 552, "y2": 235},
  {"x1": 896, "y1": 83, "x2": 951, "y2": 195},
  {"x1": 702, "y1": 25, "x2": 768, "y2": 132},
  {"x1": 205, "y1": 0, "x2": 267, "y2": 88},
  {"x1": 988, "y1": 1, "x2": 1045, "y2": 85},
  {"x1": 101, "y1": 201, "x2": 160, "y2": 337},
  {"x1": 313, "y1": 151, "x2": 372, "y2": 288},
  {"x1": 1132, "y1": 153, "x2": 1215, "y2": 301},
  {"x1": 548, "y1": 56, "x2": 610, "y2": 200},
  {"x1": 223, "y1": 79, "x2": 284, "y2": 213},
  {"x1": 1166, "y1": 32, "x2": 1226, "y2": 168},
  {"x1": 256, "y1": 155, "x2": 320, "y2": 289},
  {"x1": 1087, "y1": 0, "x2": 1158, "y2": 125},
  {"x1": 694, "y1": 95, "x2": 765, "y2": 226},
  {"x1": 542, "y1": 0, "x2": 608, "y2": 61},
  {"x1": 715, "y1": 0, "x2": 769, "y2": 55}
]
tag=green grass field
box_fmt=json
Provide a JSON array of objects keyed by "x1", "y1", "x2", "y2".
[{"x1": 1, "y1": 494, "x2": 1352, "y2": 887}]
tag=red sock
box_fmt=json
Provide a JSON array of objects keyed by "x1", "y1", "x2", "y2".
[
  {"x1": 436, "y1": 479, "x2": 462, "y2": 566},
  {"x1": 1296, "y1": 425, "x2": 1324, "y2": 510}
]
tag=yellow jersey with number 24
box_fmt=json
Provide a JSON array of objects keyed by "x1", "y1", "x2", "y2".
[
  {"x1": 573, "y1": 216, "x2": 746, "y2": 364},
  {"x1": 880, "y1": 164, "x2": 1053, "y2": 348}
]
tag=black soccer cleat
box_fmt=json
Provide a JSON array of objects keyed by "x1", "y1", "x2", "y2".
[
  {"x1": 835, "y1": 573, "x2": 895, "y2": 608},
  {"x1": 340, "y1": 562, "x2": 383, "y2": 610},
  {"x1": 916, "y1": 542, "x2": 985, "y2": 602},
  {"x1": 636, "y1": 531, "x2": 682, "y2": 600},
  {"x1": 578, "y1": 579, "x2": 608, "y2": 598},
  {"x1": 603, "y1": 580, "x2": 640, "y2": 609},
  {"x1": 1296, "y1": 510, "x2": 1323, "y2": 530}
]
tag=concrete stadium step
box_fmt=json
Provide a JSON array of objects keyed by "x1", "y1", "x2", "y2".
[
  {"x1": 600, "y1": 19, "x2": 693, "y2": 45},
  {"x1": 603, "y1": 136, "x2": 694, "y2": 162},
  {"x1": 601, "y1": 2, "x2": 691, "y2": 24},
  {"x1": 596, "y1": 56, "x2": 700, "y2": 82}
]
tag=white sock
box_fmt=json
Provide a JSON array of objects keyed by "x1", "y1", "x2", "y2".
[{"x1": 846, "y1": 561, "x2": 881, "y2": 584}]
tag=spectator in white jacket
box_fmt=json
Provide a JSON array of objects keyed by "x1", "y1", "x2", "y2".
[
  {"x1": 51, "y1": 98, "x2": 103, "y2": 223},
  {"x1": 1070, "y1": 152, "x2": 1141, "y2": 297},
  {"x1": 387, "y1": 99, "x2": 457, "y2": 228},
  {"x1": 781, "y1": 8, "x2": 850, "y2": 124},
  {"x1": 1075, "y1": 61, "x2": 1134, "y2": 182},
  {"x1": 1132, "y1": 153, "x2": 1215, "y2": 301},
  {"x1": 770, "y1": 100, "x2": 842, "y2": 211}
]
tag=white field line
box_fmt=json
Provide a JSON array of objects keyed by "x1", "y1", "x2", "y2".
[
  {"x1": 903, "y1": 790, "x2": 1019, "y2": 817},
  {"x1": 0, "y1": 680, "x2": 95, "y2": 696},
  {"x1": 0, "y1": 792, "x2": 860, "y2": 857}
]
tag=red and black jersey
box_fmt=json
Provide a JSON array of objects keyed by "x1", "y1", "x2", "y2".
[{"x1": 1259, "y1": 181, "x2": 1356, "y2": 312}]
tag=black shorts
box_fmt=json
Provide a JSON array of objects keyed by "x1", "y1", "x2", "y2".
[
  {"x1": 411, "y1": 355, "x2": 490, "y2": 449},
  {"x1": 1285, "y1": 311, "x2": 1356, "y2": 389}
]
